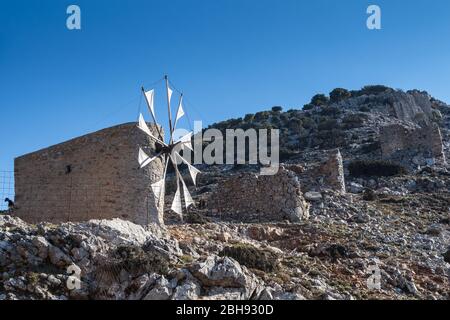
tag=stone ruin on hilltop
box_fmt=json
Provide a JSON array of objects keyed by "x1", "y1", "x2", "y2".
[
  {"x1": 380, "y1": 123, "x2": 446, "y2": 168},
  {"x1": 289, "y1": 149, "x2": 346, "y2": 194},
  {"x1": 207, "y1": 166, "x2": 310, "y2": 223},
  {"x1": 206, "y1": 149, "x2": 346, "y2": 223}
]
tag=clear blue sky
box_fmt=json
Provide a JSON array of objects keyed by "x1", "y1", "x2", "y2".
[{"x1": 1, "y1": 0, "x2": 450, "y2": 172}]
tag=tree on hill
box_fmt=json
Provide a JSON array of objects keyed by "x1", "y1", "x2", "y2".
[
  {"x1": 310, "y1": 94, "x2": 329, "y2": 106},
  {"x1": 272, "y1": 106, "x2": 283, "y2": 112},
  {"x1": 330, "y1": 88, "x2": 351, "y2": 103}
]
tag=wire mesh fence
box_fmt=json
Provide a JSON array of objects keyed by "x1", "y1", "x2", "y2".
[{"x1": 0, "y1": 171, "x2": 14, "y2": 211}]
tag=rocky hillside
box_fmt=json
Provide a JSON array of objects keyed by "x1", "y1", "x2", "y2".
[
  {"x1": 207, "y1": 85, "x2": 449, "y2": 162},
  {"x1": 1, "y1": 85, "x2": 449, "y2": 300}
]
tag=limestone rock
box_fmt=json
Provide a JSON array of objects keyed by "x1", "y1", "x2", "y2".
[
  {"x1": 172, "y1": 278, "x2": 202, "y2": 300},
  {"x1": 349, "y1": 182, "x2": 364, "y2": 194},
  {"x1": 143, "y1": 276, "x2": 172, "y2": 300},
  {"x1": 48, "y1": 245, "x2": 72, "y2": 267},
  {"x1": 304, "y1": 192, "x2": 323, "y2": 202},
  {"x1": 32, "y1": 236, "x2": 50, "y2": 260},
  {"x1": 189, "y1": 255, "x2": 263, "y2": 300}
]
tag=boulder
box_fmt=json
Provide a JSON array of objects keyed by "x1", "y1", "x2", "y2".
[
  {"x1": 48, "y1": 245, "x2": 72, "y2": 267},
  {"x1": 143, "y1": 276, "x2": 172, "y2": 300},
  {"x1": 304, "y1": 192, "x2": 323, "y2": 202},
  {"x1": 189, "y1": 255, "x2": 264, "y2": 300}
]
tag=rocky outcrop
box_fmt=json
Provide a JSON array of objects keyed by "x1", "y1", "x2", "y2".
[
  {"x1": 0, "y1": 216, "x2": 182, "y2": 300},
  {"x1": 0, "y1": 216, "x2": 277, "y2": 301},
  {"x1": 188, "y1": 256, "x2": 264, "y2": 300},
  {"x1": 332, "y1": 89, "x2": 442, "y2": 124}
]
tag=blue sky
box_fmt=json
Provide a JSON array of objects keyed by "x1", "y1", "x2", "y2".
[{"x1": 1, "y1": 0, "x2": 450, "y2": 172}]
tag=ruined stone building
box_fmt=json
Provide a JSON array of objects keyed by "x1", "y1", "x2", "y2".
[
  {"x1": 14, "y1": 123, "x2": 163, "y2": 225},
  {"x1": 287, "y1": 149, "x2": 346, "y2": 194},
  {"x1": 207, "y1": 167, "x2": 310, "y2": 223},
  {"x1": 380, "y1": 123, "x2": 446, "y2": 167}
]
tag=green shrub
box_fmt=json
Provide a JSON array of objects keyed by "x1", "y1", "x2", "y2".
[
  {"x1": 288, "y1": 118, "x2": 303, "y2": 131},
  {"x1": 318, "y1": 118, "x2": 339, "y2": 131},
  {"x1": 315, "y1": 129, "x2": 347, "y2": 148},
  {"x1": 358, "y1": 85, "x2": 391, "y2": 96},
  {"x1": 272, "y1": 106, "x2": 283, "y2": 112},
  {"x1": 279, "y1": 148, "x2": 298, "y2": 161},
  {"x1": 311, "y1": 94, "x2": 329, "y2": 106},
  {"x1": 342, "y1": 113, "x2": 368, "y2": 129},
  {"x1": 320, "y1": 106, "x2": 341, "y2": 117},
  {"x1": 244, "y1": 113, "x2": 255, "y2": 122},
  {"x1": 219, "y1": 244, "x2": 279, "y2": 272},
  {"x1": 359, "y1": 105, "x2": 371, "y2": 112},
  {"x1": 349, "y1": 160, "x2": 407, "y2": 177},
  {"x1": 330, "y1": 88, "x2": 351, "y2": 103},
  {"x1": 303, "y1": 103, "x2": 314, "y2": 111},
  {"x1": 113, "y1": 245, "x2": 170, "y2": 275},
  {"x1": 254, "y1": 111, "x2": 271, "y2": 121},
  {"x1": 360, "y1": 142, "x2": 381, "y2": 153},
  {"x1": 301, "y1": 116, "x2": 316, "y2": 130},
  {"x1": 185, "y1": 210, "x2": 211, "y2": 224}
]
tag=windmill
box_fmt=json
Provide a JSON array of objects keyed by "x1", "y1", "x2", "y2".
[{"x1": 137, "y1": 76, "x2": 201, "y2": 226}]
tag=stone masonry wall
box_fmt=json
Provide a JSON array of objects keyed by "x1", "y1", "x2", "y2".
[
  {"x1": 207, "y1": 167, "x2": 309, "y2": 223},
  {"x1": 317, "y1": 149, "x2": 346, "y2": 193},
  {"x1": 380, "y1": 123, "x2": 446, "y2": 166},
  {"x1": 287, "y1": 149, "x2": 346, "y2": 194},
  {"x1": 14, "y1": 123, "x2": 164, "y2": 225}
]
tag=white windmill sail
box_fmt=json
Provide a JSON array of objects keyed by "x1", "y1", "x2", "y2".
[
  {"x1": 180, "y1": 175, "x2": 195, "y2": 209},
  {"x1": 172, "y1": 155, "x2": 195, "y2": 211},
  {"x1": 187, "y1": 164, "x2": 201, "y2": 186},
  {"x1": 138, "y1": 113, "x2": 152, "y2": 135},
  {"x1": 171, "y1": 179, "x2": 183, "y2": 217},
  {"x1": 137, "y1": 76, "x2": 200, "y2": 225},
  {"x1": 174, "y1": 95, "x2": 185, "y2": 128},
  {"x1": 138, "y1": 148, "x2": 149, "y2": 165},
  {"x1": 176, "y1": 131, "x2": 194, "y2": 151},
  {"x1": 175, "y1": 152, "x2": 201, "y2": 186},
  {"x1": 138, "y1": 113, "x2": 166, "y2": 146},
  {"x1": 167, "y1": 86, "x2": 173, "y2": 107},
  {"x1": 144, "y1": 89, "x2": 156, "y2": 120},
  {"x1": 177, "y1": 131, "x2": 193, "y2": 142},
  {"x1": 138, "y1": 148, "x2": 161, "y2": 168}
]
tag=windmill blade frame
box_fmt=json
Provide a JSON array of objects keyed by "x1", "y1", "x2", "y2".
[
  {"x1": 171, "y1": 154, "x2": 195, "y2": 212},
  {"x1": 142, "y1": 87, "x2": 164, "y2": 141},
  {"x1": 137, "y1": 75, "x2": 200, "y2": 226},
  {"x1": 170, "y1": 170, "x2": 183, "y2": 218},
  {"x1": 174, "y1": 151, "x2": 201, "y2": 186},
  {"x1": 173, "y1": 94, "x2": 185, "y2": 132},
  {"x1": 138, "y1": 113, "x2": 167, "y2": 147},
  {"x1": 138, "y1": 148, "x2": 163, "y2": 169}
]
